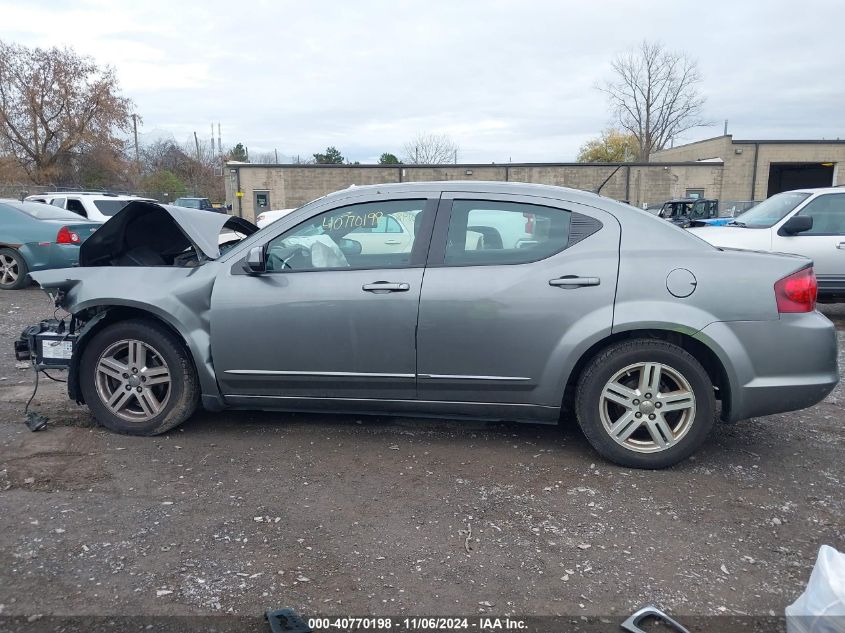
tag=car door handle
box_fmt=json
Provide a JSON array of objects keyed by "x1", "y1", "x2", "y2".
[
  {"x1": 549, "y1": 276, "x2": 600, "y2": 288},
  {"x1": 384, "y1": 239, "x2": 402, "y2": 245},
  {"x1": 362, "y1": 282, "x2": 410, "y2": 293}
]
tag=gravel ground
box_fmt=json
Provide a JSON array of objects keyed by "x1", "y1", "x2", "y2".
[{"x1": 0, "y1": 286, "x2": 843, "y2": 629}]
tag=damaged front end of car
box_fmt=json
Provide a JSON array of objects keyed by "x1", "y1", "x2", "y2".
[{"x1": 14, "y1": 201, "x2": 258, "y2": 406}]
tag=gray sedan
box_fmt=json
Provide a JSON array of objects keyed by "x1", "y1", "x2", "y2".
[{"x1": 17, "y1": 182, "x2": 838, "y2": 468}]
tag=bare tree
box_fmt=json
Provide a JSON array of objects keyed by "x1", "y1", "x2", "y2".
[
  {"x1": 402, "y1": 132, "x2": 459, "y2": 164},
  {"x1": 0, "y1": 40, "x2": 133, "y2": 182},
  {"x1": 601, "y1": 41, "x2": 706, "y2": 162}
]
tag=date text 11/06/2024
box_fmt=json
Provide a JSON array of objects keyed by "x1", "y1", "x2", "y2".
[{"x1": 306, "y1": 617, "x2": 528, "y2": 631}]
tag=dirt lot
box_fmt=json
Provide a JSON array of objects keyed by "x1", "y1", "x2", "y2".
[{"x1": 0, "y1": 286, "x2": 843, "y2": 630}]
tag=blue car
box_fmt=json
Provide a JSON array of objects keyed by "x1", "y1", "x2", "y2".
[
  {"x1": 692, "y1": 216, "x2": 733, "y2": 227},
  {"x1": 0, "y1": 200, "x2": 101, "y2": 290}
]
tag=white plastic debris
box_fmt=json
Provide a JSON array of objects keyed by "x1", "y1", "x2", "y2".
[{"x1": 786, "y1": 545, "x2": 845, "y2": 633}]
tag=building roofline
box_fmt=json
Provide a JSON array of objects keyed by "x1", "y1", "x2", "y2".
[
  {"x1": 655, "y1": 134, "x2": 845, "y2": 153},
  {"x1": 225, "y1": 160, "x2": 720, "y2": 169},
  {"x1": 732, "y1": 139, "x2": 845, "y2": 145}
]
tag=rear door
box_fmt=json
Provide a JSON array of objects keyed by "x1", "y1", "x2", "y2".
[{"x1": 416, "y1": 192, "x2": 620, "y2": 407}]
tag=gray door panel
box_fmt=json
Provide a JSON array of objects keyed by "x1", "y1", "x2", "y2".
[
  {"x1": 209, "y1": 193, "x2": 439, "y2": 400},
  {"x1": 417, "y1": 194, "x2": 620, "y2": 407},
  {"x1": 210, "y1": 269, "x2": 422, "y2": 399}
]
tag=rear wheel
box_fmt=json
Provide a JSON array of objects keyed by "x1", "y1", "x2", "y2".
[
  {"x1": 0, "y1": 248, "x2": 29, "y2": 290},
  {"x1": 79, "y1": 319, "x2": 199, "y2": 435},
  {"x1": 575, "y1": 339, "x2": 715, "y2": 469}
]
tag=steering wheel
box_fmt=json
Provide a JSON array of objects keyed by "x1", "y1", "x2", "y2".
[{"x1": 267, "y1": 244, "x2": 310, "y2": 270}]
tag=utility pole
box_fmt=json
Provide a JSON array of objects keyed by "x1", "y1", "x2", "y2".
[
  {"x1": 724, "y1": 119, "x2": 729, "y2": 136},
  {"x1": 193, "y1": 131, "x2": 201, "y2": 160},
  {"x1": 131, "y1": 114, "x2": 140, "y2": 165},
  {"x1": 274, "y1": 148, "x2": 278, "y2": 162}
]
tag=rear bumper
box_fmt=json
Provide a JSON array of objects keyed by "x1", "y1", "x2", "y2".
[{"x1": 698, "y1": 312, "x2": 839, "y2": 422}]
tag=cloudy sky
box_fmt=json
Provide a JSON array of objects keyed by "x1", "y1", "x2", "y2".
[{"x1": 3, "y1": 0, "x2": 843, "y2": 163}]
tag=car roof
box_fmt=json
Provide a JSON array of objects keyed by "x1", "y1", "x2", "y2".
[
  {"x1": 28, "y1": 192, "x2": 144, "y2": 200},
  {"x1": 320, "y1": 181, "x2": 615, "y2": 206},
  {"x1": 787, "y1": 187, "x2": 845, "y2": 195}
]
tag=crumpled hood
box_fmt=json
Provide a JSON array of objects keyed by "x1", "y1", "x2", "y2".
[{"x1": 79, "y1": 201, "x2": 257, "y2": 266}]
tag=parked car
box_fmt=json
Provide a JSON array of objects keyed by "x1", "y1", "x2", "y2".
[
  {"x1": 659, "y1": 198, "x2": 720, "y2": 228},
  {"x1": 25, "y1": 192, "x2": 157, "y2": 223},
  {"x1": 173, "y1": 197, "x2": 223, "y2": 213},
  {"x1": 16, "y1": 183, "x2": 837, "y2": 469},
  {"x1": 688, "y1": 188, "x2": 845, "y2": 298},
  {"x1": 0, "y1": 199, "x2": 102, "y2": 289},
  {"x1": 256, "y1": 208, "x2": 296, "y2": 228}
]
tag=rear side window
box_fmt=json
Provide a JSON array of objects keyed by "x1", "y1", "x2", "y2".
[
  {"x1": 445, "y1": 200, "x2": 572, "y2": 265},
  {"x1": 797, "y1": 194, "x2": 845, "y2": 235},
  {"x1": 66, "y1": 199, "x2": 87, "y2": 216},
  {"x1": 93, "y1": 200, "x2": 131, "y2": 216}
]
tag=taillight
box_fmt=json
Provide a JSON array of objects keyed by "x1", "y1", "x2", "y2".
[
  {"x1": 56, "y1": 226, "x2": 81, "y2": 244},
  {"x1": 774, "y1": 267, "x2": 817, "y2": 313}
]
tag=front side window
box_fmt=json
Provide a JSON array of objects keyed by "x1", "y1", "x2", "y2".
[
  {"x1": 797, "y1": 194, "x2": 845, "y2": 235},
  {"x1": 50, "y1": 197, "x2": 66, "y2": 208},
  {"x1": 445, "y1": 200, "x2": 572, "y2": 266},
  {"x1": 265, "y1": 199, "x2": 427, "y2": 272}
]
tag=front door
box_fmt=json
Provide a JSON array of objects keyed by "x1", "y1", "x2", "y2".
[
  {"x1": 210, "y1": 196, "x2": 437, "y2": 401},
  {"x1": 417, "y1": 193, "x2": 620, "y2": 407},
  {"x1": 773, "y1": 193, "x2": 845, "y2": 282}
]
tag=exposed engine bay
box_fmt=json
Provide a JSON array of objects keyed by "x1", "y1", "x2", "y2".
[{"x1": 79, "y1": 201, "x2": 258, "y2": 267}]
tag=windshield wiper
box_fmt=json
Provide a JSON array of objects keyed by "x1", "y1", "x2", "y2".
[{"x1": 727, "y1": 220, "x2": 747, "y2": 227}]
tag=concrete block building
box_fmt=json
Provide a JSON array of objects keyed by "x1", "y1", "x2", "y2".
[
  {"x1": 651, "y1": 135, "x2": 845, "y2": 201},
  {"x1": 225, "y1": 135, "x2": 845, "y2": 222}
]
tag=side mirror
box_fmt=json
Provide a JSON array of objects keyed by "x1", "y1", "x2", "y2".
[
  {"x1": 779, "y1": 215, "x2": 813, "y2": 236},
  {"x1": 243, "y1": 246, "x2": 266, "y2": 274}
]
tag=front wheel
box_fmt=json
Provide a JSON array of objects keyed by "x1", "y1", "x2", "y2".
[
  {"x1": 79, "y1": 319, "x2": 199, "y2": 435},
  {"x1": 575, "y1": 339, "x2": 716, "y2": 469}
]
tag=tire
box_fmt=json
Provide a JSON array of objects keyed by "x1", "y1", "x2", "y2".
[
  {"x1": 0, "y1": 248, "x2": 29, "y2": 290},
  {"x1": 575, "y1": 339, "x2": 716, "y2": 469},
  {"x1": 79, "y1": 319, "x2": 199, "y2": 435}
]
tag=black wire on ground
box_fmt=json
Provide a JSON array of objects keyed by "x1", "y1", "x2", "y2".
[
  {"x1": 24, "y1": 364, "x2": 39, "y2": 416},
  {"x1": 41, "y1": 370, "x2": 66, "y2": 383},
  {"x1": 24, "y1": 365, "x2": 49, "y2": 432}
]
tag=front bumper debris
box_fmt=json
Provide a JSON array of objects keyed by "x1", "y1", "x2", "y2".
[{"x1": 14, "y1": 319, "x2": 78, "y2": 370}]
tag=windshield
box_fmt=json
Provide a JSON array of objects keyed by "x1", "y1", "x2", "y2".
[
  {"x1": 731, "y1": 192, "x2": 810, "y2": 228},
  {"x1": 5, "y1": 201, "x2": 92, "y2": 221},
  {"x1": 93, "y1": 199, "x2": 131, "y2": 216}
]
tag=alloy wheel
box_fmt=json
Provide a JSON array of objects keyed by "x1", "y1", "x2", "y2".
[
  {"x1": 599, "y1": 361, "x2": 696, "y2": 453},
  {"x1": 95, "y1": 339, "x2": 171, "y2": 422},
  {"x1": 0, "y1": 254, "x2": 19, "y2": 287}
]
